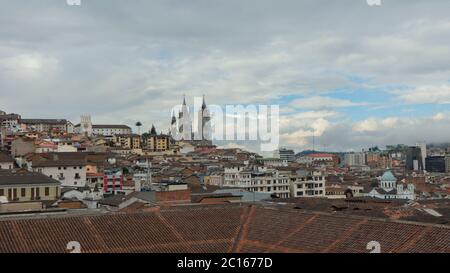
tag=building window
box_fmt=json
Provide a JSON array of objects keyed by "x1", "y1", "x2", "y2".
[
  {"x1": 21, "y1": 188, "x2": 26, "y2": 197},
  {"x1": 45, "y1": 187, "x2": 49, "y2": 196}
]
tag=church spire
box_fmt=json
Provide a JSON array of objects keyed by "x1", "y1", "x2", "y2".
[
  {"x1": 183, "y1": 94, "x2": 186, "y2": 106},
  {"x1": 202, "y1": 94, "x2": 207, "y2": 110},
  {"x1": 171, "y1": 111, "x2": 176, "y2": 125}
]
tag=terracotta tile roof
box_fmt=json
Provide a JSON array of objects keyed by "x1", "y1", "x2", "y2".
[
  {"x1": 0, "y1": 205, "x2": 448, "y2": 253},
  {"x1": 0, "y1": 152, "x2": 14, "y2": 163}
]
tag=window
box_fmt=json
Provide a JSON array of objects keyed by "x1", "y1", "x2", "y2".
[
  {"x1": 45, "y1": 187, "x2": 49, "y2": 196},
  {"x1": 21, "y1": 188, "x2": 26, "y2": 197},
  {"x1": 0, "y1": 189, "x2": 3, "y2": 196},
  {"x1": 36, "y1": 188, "x2": 40, "y2": 198}
]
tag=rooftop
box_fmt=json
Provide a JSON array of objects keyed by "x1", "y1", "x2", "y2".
[
  {"x1": 0, "y1": 171, "x2": 60, "y2": 186},
  {"x1": 0, "y1": 204, "x2": 448, "y2": 253},
  {"x1": 0, "y1": 152, "x2": 14, "y2": 163},
  {"x1": 381, "y1": 171, "x2": 397, "y2": 181}
]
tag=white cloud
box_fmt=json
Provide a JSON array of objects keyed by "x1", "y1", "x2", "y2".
[
  {"x1": 291, "y1": 96, "x2": 366, "y2": 109},
  {"x1": 396, "y1": 84, "x2": 450, "y2": 104}
]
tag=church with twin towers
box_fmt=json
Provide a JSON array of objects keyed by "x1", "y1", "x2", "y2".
[{"x1": 170, "y1": 95, "x2": 212, "y2": 143}]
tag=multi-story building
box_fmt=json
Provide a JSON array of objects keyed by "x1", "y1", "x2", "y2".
[
  {"x1": 344, "y1": 152, "x2": 366, "y2": 166},
  {"x1": 0, "y1": 113, "x2": 21, "y2": 130},
  {"x1": 113, "y1": 134, "x2": 141, "y2": 149},
  {"x1": 142, "y1": 126, "x2": 171, "y2": 152},
  {"x1": 74, "y1": 124, "x2": 132, "y2": 137},
  {"x1": 425, "y1": 156, "x2": 446, "y2": 173},
  {"x1": 416, "y1": 141, "x2": 427, "y2": 170},
  {"x1": 103, "y1": 169, "x2": 123, "y2": 194},
  {"x1": 0, "y1": 170, "x2": 60, "y2": 202},
  {"x1": 223, "y1": 166, "x2": 290, "y2": 198},
  {"x1": 366, "y1": 152, "x2": 392, "y2": 169},
  {"x1": 297, "y1": 153, "x2": 339, "y2": 166},
  {"x1": 28, "y1": 153, "x2": 87, "y2": 188},
  {"x1": 274, "y1": 148, "x2": 295, "y2": 162},
  {"x1": 446, "y1": 155, "x2": 450, "y2": 173},
  {"x1": 20, "y1": 119, "x2": 71, "y2": 133},
  {"x1": 405, "y1": 146, "x2": 424, "y2": 172},
  {"x1": 290, "y1": 170, "x2": 326, "y2": 197}
]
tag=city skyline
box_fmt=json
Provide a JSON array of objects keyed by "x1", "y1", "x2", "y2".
[{"x1": 1, "y1": 0, "x2": 450, "y2": 152}]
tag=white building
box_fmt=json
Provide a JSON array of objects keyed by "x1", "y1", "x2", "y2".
[
  {"x1": 416, "y1": 141, "x2": 427, "y2": 170},
  {"x1": 223, "y1": 166, "x2": 290, "y2": 198},
  {"x1": 28, "y1": 154, "x2": 87, "y2": 188},
  {"x1": 290, "y1": 170, "x2": 326, "y2": 197},
  {"x1": 344, "y1": 152, "x2": 366, "y2": 166},
  {"x1": 74, "y1": 115, "x2": 131, "y2": 137},
  {"x1": 365, "y1": 171, "x2": 415, "y2": 200}
]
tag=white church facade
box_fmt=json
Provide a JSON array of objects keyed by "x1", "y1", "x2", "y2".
[
  {"x1": 365, "y1": 170, "x2": 416, "y2": 200},
  {"x1": 170, "y1": 95, "x2": 212, "y2": 144}
]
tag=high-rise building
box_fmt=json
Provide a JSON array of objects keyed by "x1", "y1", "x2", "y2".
[
  {"x1": 405, "y1": 146, "x2": 424, "y2": 172},
  {"x1": 274, "y1": 148, "x2": 295, "y2": 162},
  {"x1": 445, "y1": 155, "x2": 450, "y2": 173},
  {"x1": 344, "y1": 152, "x2": 366, "y2": 166},
  {"x1": 425, "y1": 156, "x2": 446, "y2": 173},
  {"x1": 416, "y1": 141, "x2": 427, "y2": 170}
]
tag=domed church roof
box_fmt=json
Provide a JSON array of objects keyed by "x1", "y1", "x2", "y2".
[{"x1": 381, "y1": 170, "x2": 396, "y2": 181}]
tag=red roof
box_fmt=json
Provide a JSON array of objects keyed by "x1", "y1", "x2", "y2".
[
  {"x1": 308, "y1": 153, "x2": 335, "y2": 158},
  {"x1": 0, "y1": 205, "x2": 448, "y2": 253}
]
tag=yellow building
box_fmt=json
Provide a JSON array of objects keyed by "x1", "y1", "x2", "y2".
[
  {"x1": 146, "y1": 134, "x2": 170, "y2": 151},
  {"x1": 0, "y1": 171, "x2": 60, "y2": 202},
  {"x1": 113, "y1": 134, "x2": 141, "y2": 149}
]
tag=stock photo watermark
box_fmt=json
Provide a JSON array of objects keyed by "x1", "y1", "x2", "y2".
[
  {"x1": 66, "y1": 0, "x2": 81, "y2": 6},
  {"x1": 367, "y1": 0, "x2": 382, "y2": 6},
  {"x1": 66, "y1": 241, "x2": 382, "y2": 253}
]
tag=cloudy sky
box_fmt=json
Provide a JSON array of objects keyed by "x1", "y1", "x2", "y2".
[{"x1": 1, "y1": 0, "x2": 450, "y2": 153}]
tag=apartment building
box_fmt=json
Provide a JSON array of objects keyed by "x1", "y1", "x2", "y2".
[
  {"x1": 223, "y1": 166, "x2": 290, "y2": 198},
  {"x1": 143, "y1": 134, "x2": 171, "y2": 152},
  {"x1": 344, "y1": 152, "x2": 366, "y2": 166},
  {"x1": 20, "y1": 119, "x2": 71, "y2": 133},
  {"x1": 289, "y1": 170, "x2": 326, "y2": 197},
  {"x1": 113, "y1": 134, "x2": 141, "y2": 149}
]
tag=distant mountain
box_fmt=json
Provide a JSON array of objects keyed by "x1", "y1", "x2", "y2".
[{"x1": 295, "y1": 150, "x2": 343, "y2": 158}]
